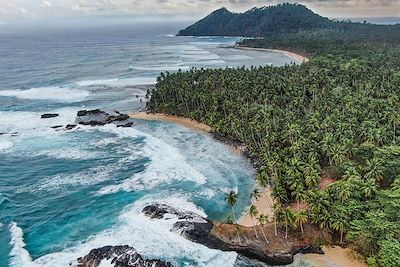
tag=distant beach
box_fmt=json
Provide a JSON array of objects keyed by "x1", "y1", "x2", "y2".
[{"x1": 234, "y1": 45, "x2": 309, "y2": 63}]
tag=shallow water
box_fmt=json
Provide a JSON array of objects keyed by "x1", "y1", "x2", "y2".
[{"x1": 0, "y1": 20, "x2": 313, "y2": 267}]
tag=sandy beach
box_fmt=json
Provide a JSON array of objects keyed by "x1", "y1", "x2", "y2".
[
  {"x1": 130, "y1": 112, "x2": 212, "y2": 132},
  {"x1": 234, "y1": 45, "x2": 309, "y2": 63},
  {"x1": 302, "y1": 246, "x2": 367, "y2": 267},
  {"x1": 239, "y1": 187, "x2": 275, "y2": 227}
]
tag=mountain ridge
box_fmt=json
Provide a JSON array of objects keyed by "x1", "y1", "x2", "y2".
[{"x1": 177, "y1": 3, "x2": 394, "y2": 37}]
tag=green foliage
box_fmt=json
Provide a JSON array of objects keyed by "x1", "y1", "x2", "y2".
[{"x1": 149, "y1": 16, "x2": 400, "y2": 267}]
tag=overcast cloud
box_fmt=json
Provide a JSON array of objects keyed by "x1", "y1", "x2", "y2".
[{"x1": 0, "y1": 0, "x2": 399, "y2": 19}]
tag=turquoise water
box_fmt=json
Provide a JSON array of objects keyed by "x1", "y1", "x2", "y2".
[{"x1": 0, "y1": 21, "x2": 301, "y2": 267}]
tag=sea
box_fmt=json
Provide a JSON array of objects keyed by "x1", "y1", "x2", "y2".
[{"x1": 0, "y1": 19, "x2": 316, "y2": 267}]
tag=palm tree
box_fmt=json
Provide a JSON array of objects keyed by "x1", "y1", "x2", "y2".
[
  {"x1": 331, "y1": 217, "x2": 348, "y2": 243},
  {"x1": 362, "y1": 178, "x2": 377, "y2": 199},
  {"x1": 283, "y1": 207, "x2": 294, "y2": 239},
  {"x1": 257, "y1": 213, "x2": 269, "y2": 243},
  {"x1": 249, "y1": 205, "x2": 259, "y2": 238},
  {"x1": 364, "y1": 157, "x2": 385, "y2": 182},
  {"x1": 225, "y1": 191, "x2": 238, "y2": 222},
  {"x1": 252, "y1": 188, "x2": 261, "y2": 200},
  {"x1": 294, "y1": 209, "x2": 308, "y2": 234}
]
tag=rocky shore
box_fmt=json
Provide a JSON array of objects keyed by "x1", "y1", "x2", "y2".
[
  {"x1": 77, "y1": 245, "x2": 174, "y2": 267},
  {"x1": 142, "y1": 204, "x2": 325, "y2": 266}
]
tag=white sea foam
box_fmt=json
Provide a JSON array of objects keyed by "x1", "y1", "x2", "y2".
[
  {"x1": 224, "y1": 55, "x2": 252, "y2": 60},
  {"x1": 9, "y1": 222, "x2": 40, "y2": 267},
  {"x1": 26, "y1": 165, "x2": 118, "y2": 193},
  {"x1": 0, "y1": 108, "x2": 77, "y2": 135},
  {"x1": 76, "y1": 77, "x2": 157, "y2": 87},
  {"x1": 12, "y1": 195, "x2": 236, "y2": 267},
  {"x1": 0, "y1": 140, "x2": 13, "y2": 151},
  {"x1": 131, "y1": 65, "x2": 190, "y2": 71},
  {"x1": 180, "y1": 53, "x2": 221, "y2": 60},
  {"x1": 0, "y1": 87, "x2": 89, "y2": 102},
  {"x1": 97, "y1": 125, "x2": 208, "y2": 195},
  {"x1": 34, "y1": 147, "x2": 100, "y2": 160}
]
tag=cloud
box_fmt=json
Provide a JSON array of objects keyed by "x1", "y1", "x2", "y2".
[{"x1": 0, "y1": 0, "x2": 398, "y2": 18}]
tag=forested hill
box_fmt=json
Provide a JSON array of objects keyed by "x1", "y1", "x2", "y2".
[{"x1": 177, "y1": 3, "x2": 396, "y2": 37}]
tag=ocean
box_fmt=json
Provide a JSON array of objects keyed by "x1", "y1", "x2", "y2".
[{"x1": 0, "y1": 20, "x2": 310, "y2": 267}]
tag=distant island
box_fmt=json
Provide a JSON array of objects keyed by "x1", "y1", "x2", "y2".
[
  {"x1": 177, "y1": 3, "x2": 399, "y2": 37},
  {"x1": 145, "y1": 3, "x2": 400, "y2": 267}
]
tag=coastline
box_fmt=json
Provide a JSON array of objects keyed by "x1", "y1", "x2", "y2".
[
  {"x1": 130, "y1": 111, "x2": 367, "y2": 267},
  {"x1": 234, "y1": 45, "x2": 309, "y2": 63},
  {"x1": 131, "y1": 112, "x2": 275, "y2": 228},
  {"x1": 129, "y1": 112, "x2": 211, "y2": 132}
]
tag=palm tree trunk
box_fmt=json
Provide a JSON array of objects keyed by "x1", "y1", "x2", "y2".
[
  {"x1": 237, "y1": 232, "x2": 242, "y2": 246},
  {"x1": 300, "y1": 222, "x2": 304, "y2": 234},
  {"x1": 231, "y1": 206, "x2": 236, "y2": 222},
  {"x1": 252, "y1": 218, "x2": 259, "y2": 238},
  {"x1": 274, "y1": 216, "x2": 278, "y2": 236},
  {"x1": 285, "y1": 222, "x2": 288, "y2": 239},
  {"x1": 259, "y1": 225, "x2": 269, "y2": 243},
  {"x1": 340, "y1": 230, "x2": 343, "y2": 243}
]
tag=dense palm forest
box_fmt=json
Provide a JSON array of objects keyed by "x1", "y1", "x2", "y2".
[
  {"x1": 178, "y1": 3, "x2": 400, "y2": 37},
  {"x1": 148, "y1": 12, "x2": 400, "y2": 267}
]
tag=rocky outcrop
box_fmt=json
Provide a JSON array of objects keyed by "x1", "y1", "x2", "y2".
[
  {"x1": 76, "y1": 109, "x2": 131, "y2": 127},
  {"x1": 117, "y1": 122, "x2": 134, "y2": 128},
  {"x1": 77, "y1": 245, "x2": 174, "y2": 267},
  {"x1": 143, "y1": 204, "x2": 323, "y2": 266},
  {"x1": 41, "y1": 113, "x2": 59, "y2": 119}
]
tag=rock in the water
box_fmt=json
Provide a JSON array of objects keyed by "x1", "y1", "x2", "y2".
[
  {"x1": 77, "y1": 109, "x2": 108, "y2": 117},
  {"x1": 79, "y1": 120, "x2": 107, "y2": 126},
  {"x1": 117, "y1": 122, "x2": 134, "y2": 128},
  {"x1": 106, "y1": 114, "x2": 130, "y2": 123},
  {"x1": 76, "y1": 109, "x2": 130, "y2": 127},
  {"x1": 77, "y1": 245, "x2": 174, "y2": 267},
  {"x1": 41, "y1": 113, "x2": 59, "y2": 119},
  {"x1": 65, "y1": 124, "x2": 77, "y2": 130},
  {"x1": 51, "y1": 125, "x2": 63, "y2": 129}
]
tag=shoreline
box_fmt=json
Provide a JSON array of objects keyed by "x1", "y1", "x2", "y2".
[
  {"x1": 129, "y1": 112, "x2": 212, "y2": 132},
  {"x1": 234, "y1": 45, "x2": 309, "y2": 63},
  {"x1": 130, "y1": 111, "x2": 367, "y2": 267},
  {"x1": 130, "y1": 112, "x2": 276, "y2": 228}
]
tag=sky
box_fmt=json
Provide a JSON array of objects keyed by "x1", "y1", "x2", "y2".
[{"x1": 0, "y1": 0, "x2": 399, "y2": 21}]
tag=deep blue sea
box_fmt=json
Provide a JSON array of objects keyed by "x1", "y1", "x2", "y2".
[{"x1": 0, "y1": 20, "x2": 313, "y2": 267}]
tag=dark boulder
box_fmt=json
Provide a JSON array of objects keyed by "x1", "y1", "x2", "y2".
[
  {"x1": 79, "y1": 121, "x2": 106, "y2": 126},
  {"x1": 65, "y1": 124, "x2": 77, "y2": 130},
  {"x1": 77, "y1": 245, "x2": 174, "y2": 267},
  {"x1": 77, "y1": 109, "x2": 108, "y2": 117},
  {"x1": 41, "y1": 113, "x2": 59, "y2": 119},
  {"x1": 51, "y1": 125, "x2": 63, "y2": 129},
  {"x1": 106, "y1": 114, "x2": 130, "y2": 123},
  {"x1": 117, "y1": 122, "x2": 134, "y2": 128}
]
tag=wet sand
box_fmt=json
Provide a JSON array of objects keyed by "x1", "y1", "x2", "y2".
[{"x1": 130, "y1": 112, "x2": 211, "y2": 132}]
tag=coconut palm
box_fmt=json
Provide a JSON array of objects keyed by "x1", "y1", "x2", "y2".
[
  {"x1": 225, "y1": 191, "x2": 238, "y2": 222},
  {"x1": 283, "y1": 207, "x2": 294, "y2": 239},
  {"x1": 257, "y1": 213, "x2": 269, "y2": 243},
  {"x1": 294, "y1": 209, "x2": 308, "y2": 234},
  {"x1": 252, "y1": 188, "x2": 261, "y2": 200},
  {"x1": 249, "y1": 205, "x2": 259, "y2": 238},
  {"x1": 331, "y1": 217, "x2": 348, "y2": 243}
]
